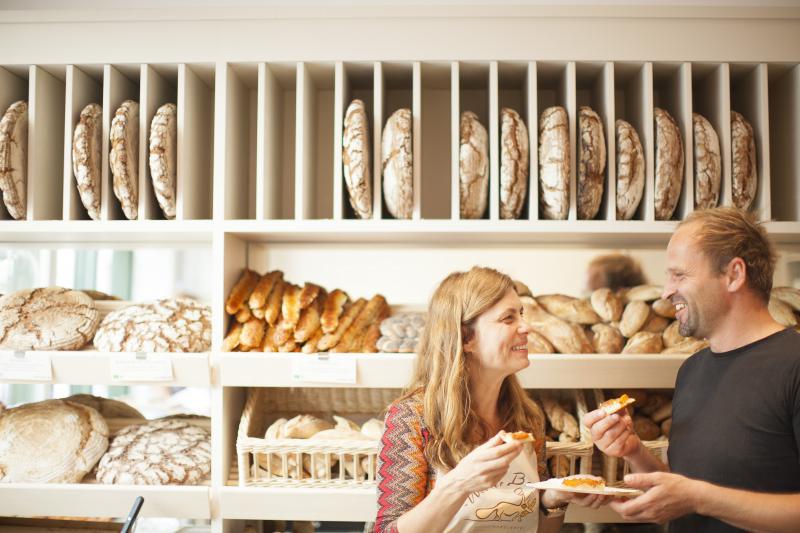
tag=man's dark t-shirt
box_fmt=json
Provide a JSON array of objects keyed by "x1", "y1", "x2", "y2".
[{"x1": 667, "y1": 328, "x2": 800, "y2": 533}]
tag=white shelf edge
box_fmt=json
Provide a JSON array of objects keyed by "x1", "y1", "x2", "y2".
[
  {"x1": 0, "y1": 483, "x2": 210, "y2": 519},
  {"x1": 0, "y1": 220, "x2": 213, "y2": 244}
]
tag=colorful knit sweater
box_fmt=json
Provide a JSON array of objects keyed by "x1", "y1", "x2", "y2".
[{"x1": 374, "y1": 393, "x2": 549, "y2": 533}]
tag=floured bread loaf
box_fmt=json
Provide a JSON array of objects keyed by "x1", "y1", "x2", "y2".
[
  {"x1": 578, "y1": 106, "x2": 606, "y2": 220},
  {"x1": 72, "y1": 103, "x2": 102, "y2": 220},
  {"x1": 616, "y1": 119, "x2": 645, "y2": 220},
  {"x1": 692, "y1": 113, "x2": 721, "y2": 209},
  {"x1": 382, "y1": 108, "x2": 412, "y2": 219},
  {"x1": 731, "y1": 111, "x2": 757, "y2": 210},
  {"x1": 500, "y1": 108, "x2": 528, "y2": 220},
  {"x1": 459, "y1": 111, "x2": 489, "y2": 219},
  {"x1": 0, "y1": 100, "x2": 28, "y2": 220},
  {"x1": 110, "y1": 100, "x2": 139, "y2": 220},
  {"x1": 149, "y1": 103, "x2": 177, "y2": 219},
  {"x1": 0, "y1": 286, "x2": 100, "y2": 351},
  {"x1": 539, "y1": 106, "x2": 569, "y2": 220},
  {"x1": 64, "y1": 394, "x2": 144, "y2": 420},
  {"x1": 93, "y1": 298, "x2": 211, "y2": 352},
  {"x1": 343, "y1": 99, "x2": 372, "y2": 219},
  {"x1": 654, "y1": 108, "x2": 684, "y2": 220},
  {"x1": 96, "y1": 419, "x2": 210, "y2": 485},
  {"x1": 0, "y1": 399, "x2": 108, "y2": 483}
]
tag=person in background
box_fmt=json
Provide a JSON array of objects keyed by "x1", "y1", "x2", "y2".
[
  {"x1": 375, "y1": 266, "x2": 608, "y2": 533},
  {"x1": 584, "y1": 207, "x2": 800, "y2": 532},
  {"x1": 586, "y1": 253, "x2": 647, "y2": 292}
]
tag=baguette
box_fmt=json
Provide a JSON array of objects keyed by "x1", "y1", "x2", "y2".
[
  {"x1": 330, "y1": 295, "x2": 389, "y2": 353},
  {"x1": 264, "y1": 280, "x2": 286, "y2": 326},
  {"x1": 225, "y1": 269, "x2": 260, "y2": 315},
  {"x1": 321, "y1": 289, "x2": 349, "y2": 333},
  {"x1": 222, "y1": 322, "x2": 243, "y2": 352},
  {"x1": 281, "y1": 284, "x2": 302, "y2": 327},
  {"x1": 295, "y1": 305, "x2": 321, "y2": 343},
  {"x1": 318, "y1": 298, "x2": 367, "y2": 351},
  {"x1": 301, "y1": 327, "x2": 326, "y2": 354},
  {"x1": 260, "y1": 324, "x2": 278, "y2": 352},
  {"x1": 248, "y1": 270, "x2": 283, "y2": 311},
  {"x1": 240, "y1": 317, "x2": 266, "y2": 348},
  {"x1": 359, "y1": 323, "x2": 382, "y2": 353},
  {"x1": 299, "y1": 282, "x2": 322, "y2": 309},
  {"x1": 235, "y1": 305, "x2": 252, "y2": 324}
]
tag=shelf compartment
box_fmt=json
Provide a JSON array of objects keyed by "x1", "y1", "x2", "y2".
[
  {"x1": 614, "y1": 61, "x2": 654, "y2": 221},
  {"x1": 497, "y1": 61, "x2": 534, "y2": 221},
  {"x1": 730, "y1": 62, "x2": 771, "y2": 219},
  {"x1": 219, "y1": 352, "x2": 685, "y2": 389},
  {"x1": 376, "y1": 61, "x2": 417, "y2": 220},
  {"x1": 177, "y1": 63, "x2": 215, "y2": 220},
  {"x1": 692, "y1": 62, "x2": 732, "y2": 209},
  {"x1": 101, "y1": 64, "x2": 140, "y2": 221},
  {"x1": 296, "y1": 62, "x2": 335, "y2": 220},
  {"x1": 576, "y1": 61, "x2": 614, "y2": 221},
  {"x1": 0, "y1": 351, "x2": 210, "y2": 386},
  {"x1": 420, "y1": 61, "x2": 452, "y2": 220},
  {"x1": 334, "y1": 62, "x2": 375, "y2": 220},
  {"x1": 769, "y1": 63, "x2": 800, "y2": 222},
  {"x1": 220, "y1": 63, "x2": 258, "y2": 220},
  {"x1": 0, "y1": 219, "x2": 212, "y2": 245},
  {"x1": 140, "y1": 63, "x2": 177, "y2": 221},
  {"x1": 256, "y1": 62, "x2": 296, "y2": 220},
  {"x1": 63, "y1": 64, "x2": 103, "y2": 221},
  {"x1": 0, "y1": 483, "x2": 210, "y2": 519}
]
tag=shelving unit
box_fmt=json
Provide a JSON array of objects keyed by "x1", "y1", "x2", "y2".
[{"x1": 0, "y1": 4, "x2": 798, "y2": 533}]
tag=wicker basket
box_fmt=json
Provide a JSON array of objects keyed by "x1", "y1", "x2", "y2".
[
  {"x1": 590, "y1": 389, "x2": 669, "y2": 484},
  {"x1": 236, "y1": 387, "x2": 401, "y2": 488},
  {"x1": 540, "y1": 389, "x2": 595, "y2": 477}
]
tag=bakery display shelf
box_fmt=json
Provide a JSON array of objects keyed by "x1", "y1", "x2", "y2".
[
  {"x1": 219, "y1": 352, "x2": 686, "y2": 389},
  {"x1": 0, "y1": 350, "x2": 210, "y2": 386},
  {"x1": 0, "y1": 481, "x2": 211, "y2": 519},
  {"x1": 0, "y1": 219, "x2": 213, "y2": 245}
]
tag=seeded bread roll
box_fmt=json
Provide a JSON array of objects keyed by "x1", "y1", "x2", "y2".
[
  {"x1": 382, "y1": 108, "x2": 413, "y2": 219},
  {"x1": 731, "y1": 111, "x2": 757, "y2": 210},
  {"x1": 109, "y1": 100, "x2": 139, "y2": 220},
  {"x1": 616, "y1": 119, "x2": 645, "y2": 220},
  {"x1": 0, "y1": 100, "x2": 27, "y2": 220},
  {"x1": 500, "y1": 108, "x2": 529, "y2": 220},
  {"x1": 539, "y1": 106, "x2": 569, "y2": 220},
  {"x1": 459, "y1": 111, "x2": 489, "y2": 219},
  {"x1": 343, "y1": 99, "x2": 372, "y2": 219},
  {"x1": 578, "y1": 106, "x2": 606, "y2": 220},
  {"x1": 692, "y1": 113, "x2": 721, "y2": 209},
  {"x1": 72, "y1": 103, "x2": 102, "y2": 220},
  {"x1": 654, "y1": 107, "x2": 684, "y2": 220}
]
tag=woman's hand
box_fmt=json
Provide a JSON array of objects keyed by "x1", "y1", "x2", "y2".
[{"x1": 436, "y1": 432, "x2": 522, "y2": 497}]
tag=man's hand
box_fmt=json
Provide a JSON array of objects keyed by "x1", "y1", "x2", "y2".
[
  {"x1": 583, "y1": 408, "x2": 641, "y2": 458},
  {"x1": 610, "y1": 472, "x2": 701, "y2": 524}
]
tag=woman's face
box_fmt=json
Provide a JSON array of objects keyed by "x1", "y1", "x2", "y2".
[{"x1": 463, "y1": 288, "x2": 530, "y2": 378}]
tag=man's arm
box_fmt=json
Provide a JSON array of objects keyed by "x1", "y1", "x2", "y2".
[{"x1": 612, "y1": 471, "x2": 800, "y2": 532}]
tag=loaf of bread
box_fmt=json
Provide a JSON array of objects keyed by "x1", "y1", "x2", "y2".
[
  {"x1": 248, "y1": 270, "x2": 283, "y2": 311},
  {"x1": 578, "y1": 106, "x2": 606, "y2": 220},
  {"x1": 148, "y1": 102, "x2": 177, "y2": 219},
  {"x1": 521, "y1": 296, "x2": 594, "y2": 354},
  {"x1": 624, "y1": 285, "x2": 664, "y2": 303},
  {"x1": 72, "y1": 103, "x2": 102, "y2": 220},
  {"x1": 500, "y1": 108, "x2": 528, "y2": 220},
  {"x1": 109, "y1": 100, "x2": 139, "y2": 220},
  {"x1": 619, "y1": 300, "x2": 651, "y2": 338},
  {"x1": 527, "y1": 330, "x2": 555, "y2": 354},
  {"x1": 654, "y1": 107, "x2": 684, "y2": 220},
  {"x1": 772, "y1": 287, "x2": 800, "y2": 312},
  {"x1": 661, "y1": 320, "x2": 684, "y2": 348},
  {"x1": 642, "y1": 313, "x2": 670, "y2": 334},
  {"x1": 731, "y1": 111, "x2": 757, "y2": 210},
  {"x1": 0, "y1": 100, "x2": 27, "y2": 220},
  {"x1": 768, "y1": 297, "x2": 797, "y2": 327},
  {"x1": 591, "y1": 323, "x2": 624, "y2": 354},
  {"x1": 97, "y1": 419, "x2": 210, "y2": 485},
  {"x1": 590, "y1": 288, "x2": 624, "y2": 323},
  {"x1": 616, "y1": 119, "x2": 645, "y2": 220},
  {"x1": 539, "y1": 394, "x2": 579, "y2": 442},
  {"x1": 64, "y1": 394, "x2": 144, "y2": 420},
  {"x1": 226, "y1": 269, "x2": 260, "y2": 315},
  {"x1": 651, "y1": 298, "x2": 676, "y2": 319},
  {"x1": 538, "y1": 106, "x2": 569, "y2": 220},
  {"x1": 0, "y1": 286, "x2": 100, "y2": 351},
  {"x1": 537, "y1": 294, "x2": 601, "y2": 325},
  {"x1": 459, "y1": 111, "x2": 489, "y2": 219},
  {"x1": 0, "y1": 399, "x2": 108, "y2": 483},
  {"x1": 343, "y1": 99, "x2": 372, "y2": 219},
  {"x1": 622, "y1": 331, "x2": 663, "y2": 354},
  {"x1": 382, "y1": 108, "x2": 413, "y2": 219},
  {"x1": 692, "y1": 113, "x2": 721, "y2": 209}
]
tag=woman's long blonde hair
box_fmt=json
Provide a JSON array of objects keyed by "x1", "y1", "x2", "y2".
[{"x1": 404, "y1": 266, "x2": 544, "y2": 471}]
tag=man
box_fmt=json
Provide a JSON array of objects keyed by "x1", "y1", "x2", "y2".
[{"x1": 584, "y1": 207, "x2": 800, "y2": 532}]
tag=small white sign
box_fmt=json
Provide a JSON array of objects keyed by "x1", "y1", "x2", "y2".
[
  {"x1": 291, "y1": 355, "x2": 357, "y2": 384},
  {"x1": 0, "y1": 351, "x2": 53, "y2": 381},
  {"x1": 110, "y1": 353, "x2": 174, "y2": 382}
]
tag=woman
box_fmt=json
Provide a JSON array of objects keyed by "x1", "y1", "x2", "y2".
[{"x1": 375, "y1": 267, "x2": 607, "y2": 532}]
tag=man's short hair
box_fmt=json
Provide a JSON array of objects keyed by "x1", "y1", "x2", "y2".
[
  {"x1": 587, "y1": 253, "x2": 647, "y2": 291},
  {"x1": 679, "y1": 207, "x2": 776, "y2": 303}
]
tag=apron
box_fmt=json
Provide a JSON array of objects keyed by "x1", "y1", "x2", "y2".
[{"x1": 441, "y1": 445, "x2": 540, "y2": 532}]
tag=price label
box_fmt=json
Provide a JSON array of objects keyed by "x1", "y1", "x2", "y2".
[
  {"x1": 110, "y1": 353, "x2": 174, "y2": 382},
  {"x1": 291, "y1": 355, "x2": 357, "y2": 384},
  {"x1": 0, "y1": 351, "x2": 52, "y2": 381}
]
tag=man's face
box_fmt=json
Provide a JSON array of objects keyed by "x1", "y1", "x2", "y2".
[{"x1": 662, "y1": 224, "x2": 729, "y2": 340}]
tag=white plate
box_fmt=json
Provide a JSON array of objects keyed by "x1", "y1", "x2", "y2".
[{"x1": 527, "y1": 478, "x2": 643, "y2": 497}]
